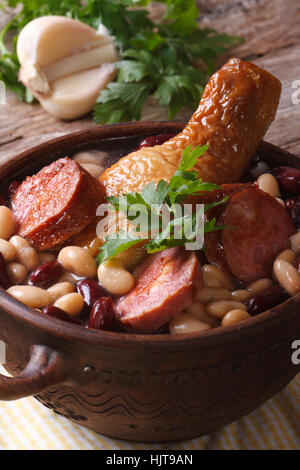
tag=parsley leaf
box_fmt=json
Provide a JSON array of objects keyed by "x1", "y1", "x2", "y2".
[
  {"x1": 97, "y1": 144, "x2": 229, "y2": 263},
  {"x1": 177, "y1": 143, "x2": 209, "y2": 171},
  {"x1": 97, "y1": 230, "x2": 143, "y2": 265},
  {"x1": 141, "y1": 180, "x2": 169, "y2": 206},
  {"x1": 94, "y1": 82, "x2": 151, "y2": 123},
  {"x1": 166, "y1": 144, "x2": 219, "y2": 204}
]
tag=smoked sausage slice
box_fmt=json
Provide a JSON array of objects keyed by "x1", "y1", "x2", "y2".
[
  {"x1": 221, "y1": 187, "x2": 296, "y2": 283},
  {"x1": 186, "y1": 183, "x2": 256, "y2": 209},
  {"x1": 12, "y1": 158, "x2": 105, "y2": 250},
  {"x1": 115, "y1": 248, "x2": 203, "y2": 333},
  {"x1": 187, "y1": 183, "x2": 255, "y2": 271}
]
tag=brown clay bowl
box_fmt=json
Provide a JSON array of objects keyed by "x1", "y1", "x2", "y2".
[{"x1": 0, "y1": 122, "x2": 300, "y2": 443}]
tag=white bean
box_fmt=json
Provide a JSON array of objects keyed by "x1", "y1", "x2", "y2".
[
  {"x1": 73, "y1": 150, "x2": 104, "y2": 165},
  {"x1": 9, "y1": 235, "x2": 31, "y2": 250},
  {"x1": 54, "y1": 293, "x2": 84, "y2": 316},
  {"x1": 221, "y1": 309, "x2": 251, "y2": 327},
  {"x1": 39, "y1": 251, "x2": 57, "y2": 264},
  {"x1": 273, "y1": 259, "x2": 300, "y2": 296},
  {"x1": 169, "y1": 312, "x2": 212, "y2": 335},
  {"x1": 58, "y1": 246, "x2": 97, "y2": 278},
  {"x1": 47, "y1": 282, "x2": 75, "y2": 303},
  {"x1": 57, "y1": 271, "x2": 78, "y2": 285},
  {"x1": 115, "y1": 244, "x2": 147, "y2": 271},
  {"x1": 230, "y1": 289, "x2": 251, "y2": 303},
  {"x1": 10, "y1": 234, "x2": 38, "y2": 270},
  {"x1": 186, "y1": 302, "x2": 220, "y2": 327},
  {"x1": 247, "y1": 278, "x2": 273, "y2": 294},
  {"x1": 257, "y1": 173, "x2": 280, "y2": 197},
  {"x1": 202, "y1": 264, "x2": 233, "y2": 289},
  {"x1": 196, "y1": 287, "x2": 231, "y2": 304},
  {"x1": 0, "y1": 206, "x2": 15, "y2": 240},
  {"x1": 16, "y1": 246, "x2": 39, "y2": 271},
  {"x1": 206, "y1": 300, "x2": 247, "y2": 319},
  {"x1": 7, "y1": 285, "x2": 51, "y2": 308},
  {"x1": 276, "y1": 249, "x2": 296, "y2": 264},
  {"x1": 202, "y1": 268, "x2": 223, "y2": 288},
  {"x1": 273, "y1": 249, "x2": 297, "y2": 281},
  {"x1": 80, "y1": 163, "x2": 103, "y2": 179},
  {"x1": 0, "y1": 238, "x2": 16, "y2": 261},
  {"x1": 98, "y1": 259, "x2": 135, "y2": 295},
  {"x1": 289, "y1": 232, "x2": 300, "y2": 254},
  {"x1": 7, "y1": 262, "x2": 27, "y2": 284}
]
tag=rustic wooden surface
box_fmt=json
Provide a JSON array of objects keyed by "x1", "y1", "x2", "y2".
[{"x1": 0, "y1": 0, "x2": 299, "y2": 162}]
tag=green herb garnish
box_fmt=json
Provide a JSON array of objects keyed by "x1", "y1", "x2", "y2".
[
  {"x1": 97, "y1": 144, "x2": 228, "y2": 264},
  {"x1": 0, "y1": 0, "x2": 242, "y2": 121}
]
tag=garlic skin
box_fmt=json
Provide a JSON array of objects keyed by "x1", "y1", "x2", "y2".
[{"x1": 17, "y1": 16, "x2": 118, "y2": 119}]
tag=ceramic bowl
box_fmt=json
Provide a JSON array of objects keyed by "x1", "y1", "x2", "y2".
[{"x1": 0, "y1": 122, "x2": 299, "y2": 442}]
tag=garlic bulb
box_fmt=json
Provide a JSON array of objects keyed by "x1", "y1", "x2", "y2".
[{"x1": 17, "y1": 16, "x2": 118, "y2": 119}]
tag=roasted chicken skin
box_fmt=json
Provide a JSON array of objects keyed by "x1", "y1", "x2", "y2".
[{"x1": 100, "y1": 57, "x2": 281, "y2": 196}]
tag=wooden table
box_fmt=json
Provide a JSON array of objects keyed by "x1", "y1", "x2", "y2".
[{"x1": 0, "y1": 0, "x2": 299, "y2": 162}]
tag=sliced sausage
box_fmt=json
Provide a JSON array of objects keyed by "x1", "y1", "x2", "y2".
[
  {"x1": 12, "y1": 158, "x2": 105, "y2": 250},
  {"x1": 115, "y1": 248, "x2": 203, "y2": 333},
  {"x1": 186, "y1": 183, "x2": 256, "y2": 208},
  {"x1": 222, "y1": 187, "x2": 296, "y2": 283},
  {"x1": 187, "y1": 183, "x2": 255, "y2": 271}
]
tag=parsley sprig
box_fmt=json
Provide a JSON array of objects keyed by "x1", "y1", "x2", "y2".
[
  {"x1": 0, "y1": 0, "x2": 242, "y2": 121},
  {"x1": 97, "y1": 144, "x2": 228, "y2": 264}
]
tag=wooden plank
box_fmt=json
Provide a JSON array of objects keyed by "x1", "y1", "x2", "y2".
[
  {"x1": 0, "y1": 0, "x2": 299, "y2": 163},
  {"x1": 256, "y1": 46, "x2": 300, "y2": 155},
  {"x1": 197, "y1": 0, "x2": 300, "y2": 56}
]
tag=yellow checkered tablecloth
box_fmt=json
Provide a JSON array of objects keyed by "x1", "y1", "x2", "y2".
[{"x1": 0, "y1": 367, "x2": 299, "y2": 450}]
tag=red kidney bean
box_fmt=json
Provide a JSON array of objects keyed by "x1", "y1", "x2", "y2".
[
  {"x1": 88, "y1": 297, "x2": 117, "y2": 331},
  {"x1": 29, "y1": 261, "x2": 63, "y2": 286},
  {"x1": 245, "y1": 285, "x2": 288, "y2": 316},
  {"x1": 273, "y1": 166, "x2": 300, "y2": 194},
  {"x1": 137, "y1": 134, "x2": 176, "y2": 149},
  {"x1": 76, "y1": 279, "x2": 106, "y2": 307},
  {"x1": 42, "y1": 305, "x2": 80, "y2": 324},
  {"x1": 0, "y1": 252, "x2": 12, "y2": 289},
  {"x1": 7, "y1": 180, "x2": 20, "y2": 198},
  {"x1": 284, "y1": 198, "x2": 300, "y2": 226}
]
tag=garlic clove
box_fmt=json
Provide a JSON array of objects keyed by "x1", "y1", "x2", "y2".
[
  {"x1": 44, "y1": 41, "x2": 117, "y2": 83},
  {"x1": 19, "y1": 61, "x2": 50, "y2": 95},
  {"x1": 17, "y1": 16, "x2": 111, "y2": 69},
  {"x1": 38, "y1": 64, "x2": 116, "y2": 120},
  {"x1": 17, "y1": 15, "x2": 118, "y2": 119}
]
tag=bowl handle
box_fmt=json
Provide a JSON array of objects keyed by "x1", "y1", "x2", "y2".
[{"x1": 0, "y1": 344, "x2": 69, "y2": 400}]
